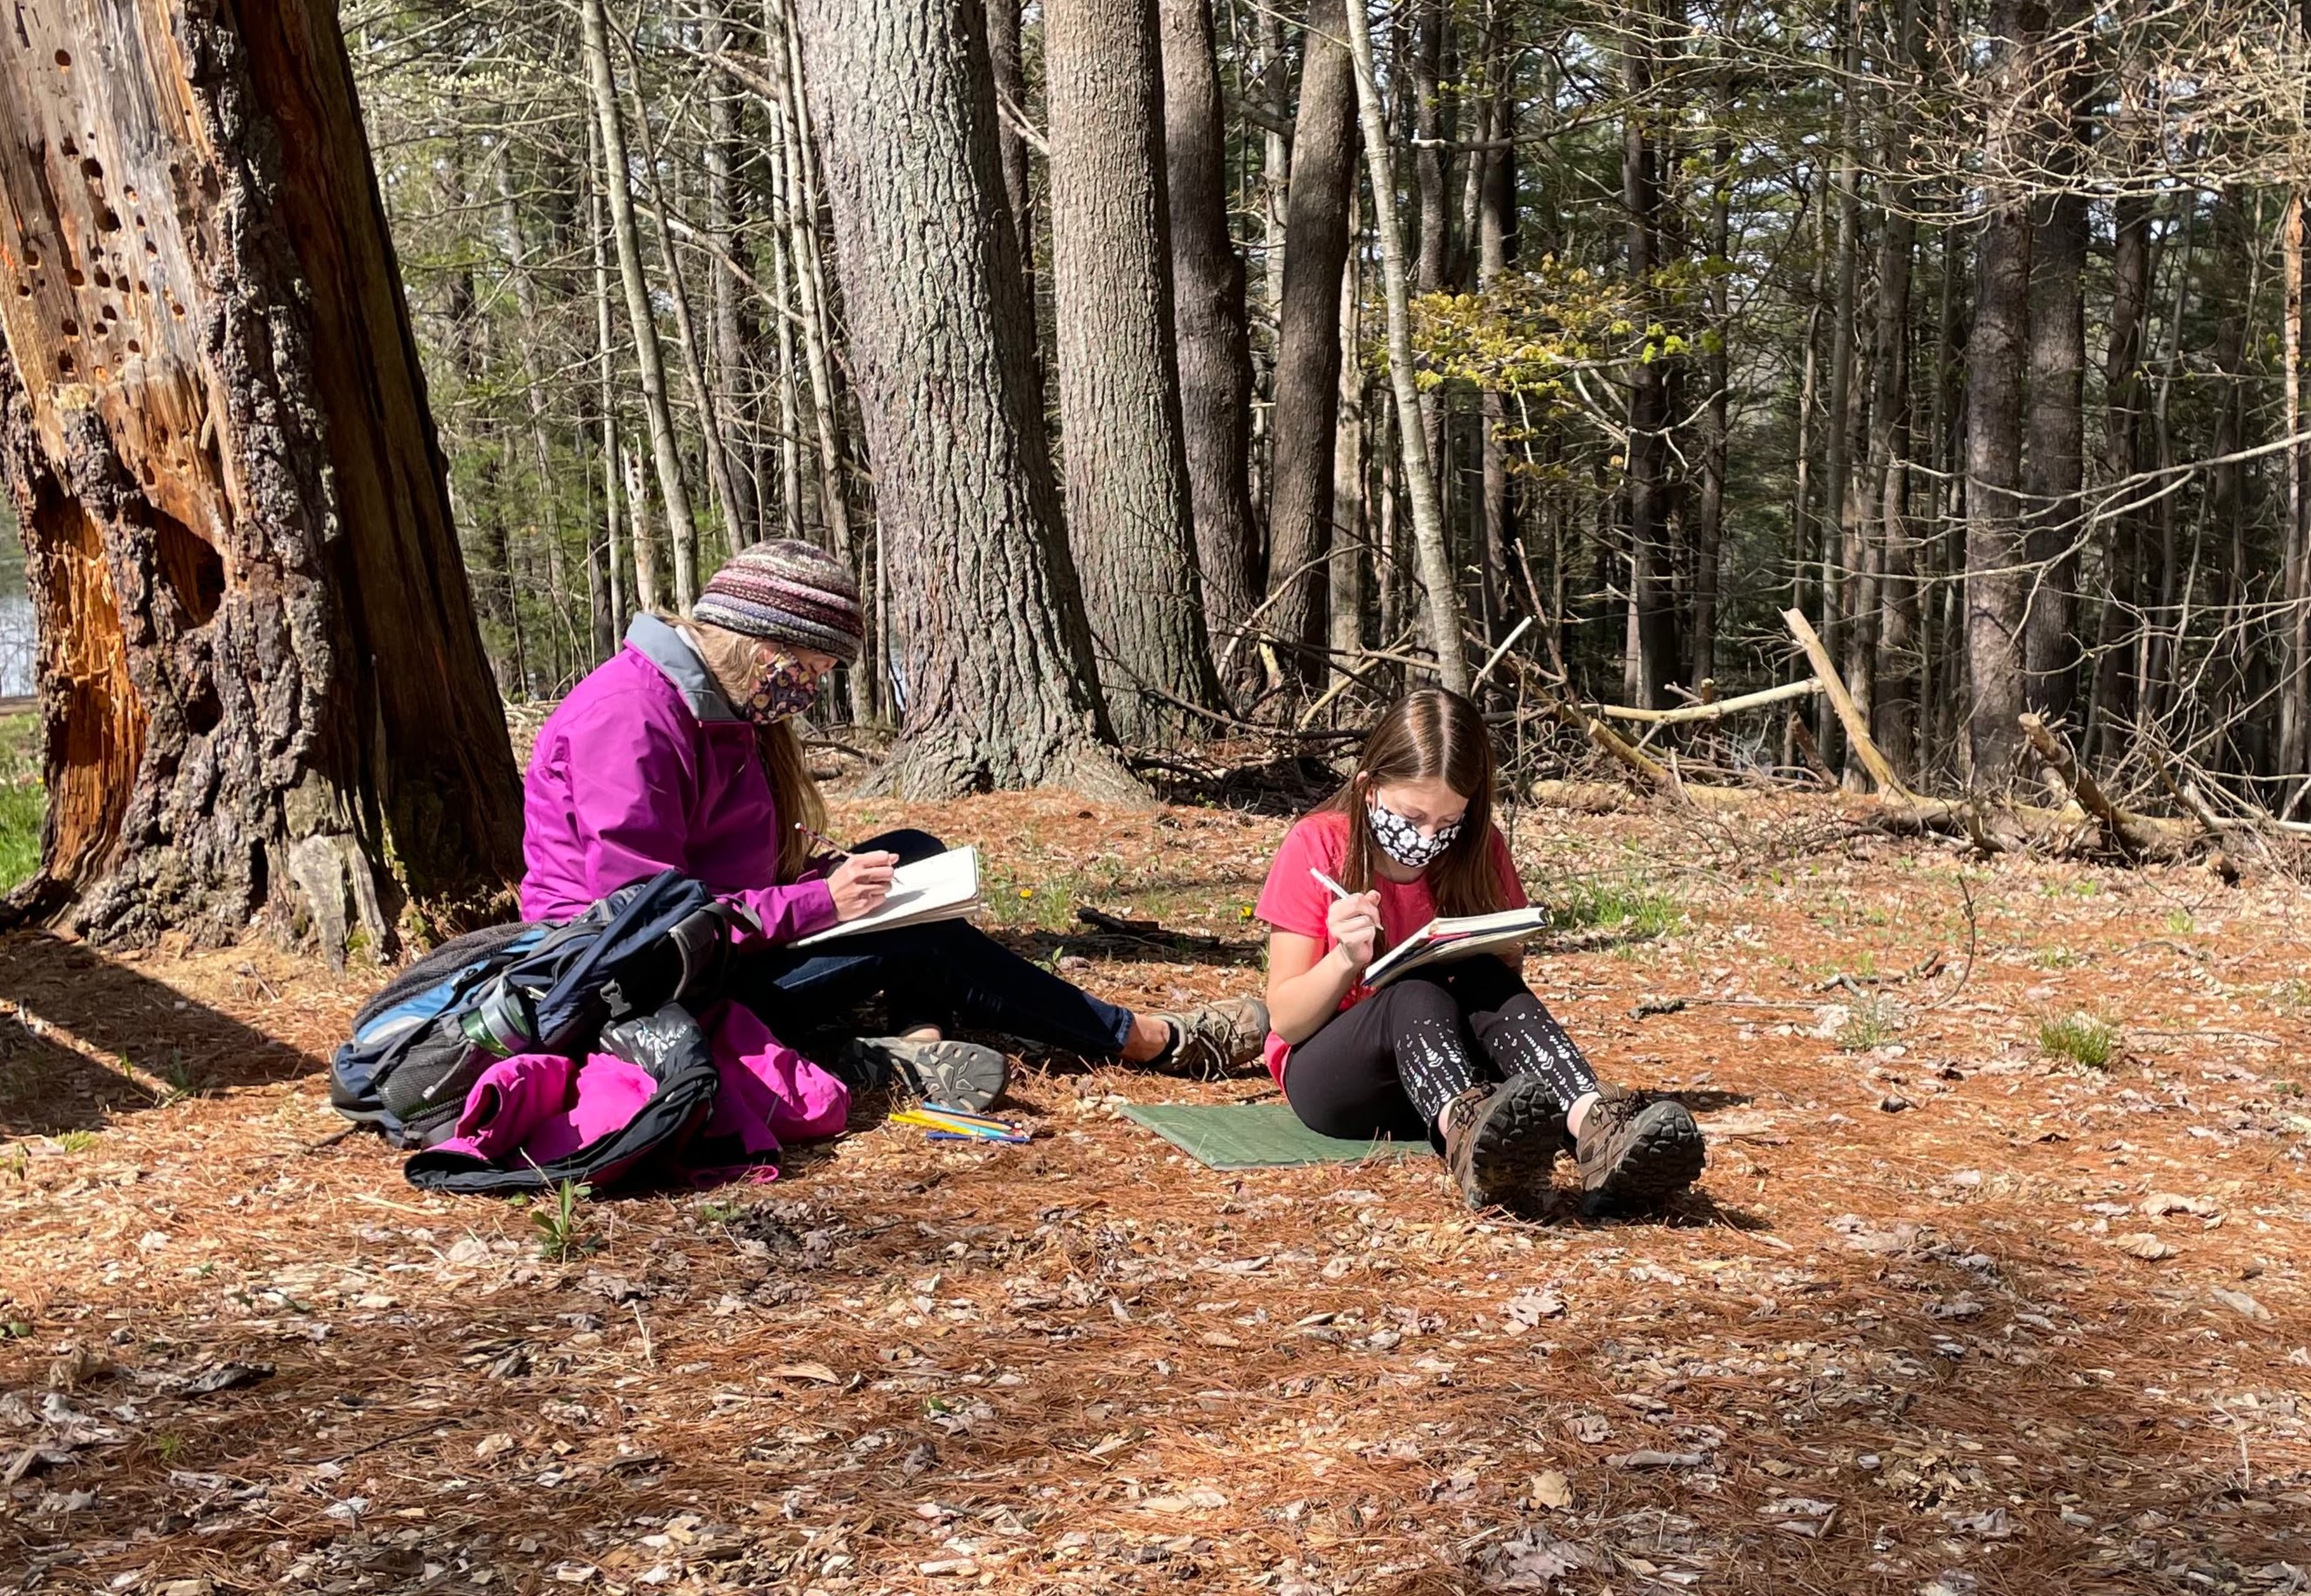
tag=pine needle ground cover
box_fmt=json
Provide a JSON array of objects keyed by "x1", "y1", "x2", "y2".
[{"x1": 3, "y1": 793, "x2": 2308, "y2": 1593}]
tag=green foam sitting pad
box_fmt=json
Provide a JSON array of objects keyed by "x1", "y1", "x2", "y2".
[{"x1": 1118, "y1": 1101, "x2": 1427, "y2": 1171}]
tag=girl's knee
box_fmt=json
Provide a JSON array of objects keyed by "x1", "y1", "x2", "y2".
[
  {"x1": 1375, "y1": 977, "x2": 1461, "y2": 1028},
  {"x1": 867, "y1": 827, "x2": 946, "y2": 864}
]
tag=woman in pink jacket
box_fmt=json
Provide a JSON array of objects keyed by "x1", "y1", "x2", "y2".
[{"x1": 520, "y1": 540, "x2": 1266, "y2": 1109}]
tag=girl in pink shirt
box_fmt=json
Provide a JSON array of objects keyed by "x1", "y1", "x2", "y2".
[{"x1": 1255, "y1": 691, "x2": 1703, "y2": 1213}]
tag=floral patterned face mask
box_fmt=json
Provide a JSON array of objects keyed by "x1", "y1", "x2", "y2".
[
  {"x1": 739, "y1": 650, "x2": 824, "y2": 724},
  {"x1": 1366, "y1": 797, "x2": 1463, "y2": 870}
]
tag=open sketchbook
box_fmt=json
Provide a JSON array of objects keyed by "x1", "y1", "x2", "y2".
[
  {"x1": 1362, "y1": 905, "x2": 1549, "y2": 989},
  {"x1": 792, "y1": 845, "x2": 983, "y2": 946}
]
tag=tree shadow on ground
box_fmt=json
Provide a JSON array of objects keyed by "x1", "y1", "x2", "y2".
[
  {"x1": 1135, "y1": 752, "x2": 1347, "y2": 816},
  {"x1": 0, "y1": 932, "x2": 320, "y2": 1137}
]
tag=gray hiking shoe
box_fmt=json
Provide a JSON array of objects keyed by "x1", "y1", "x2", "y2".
[
  {"x1": 836, "y1": 1036, "x2": 1010, "y2": 1114},
  {"x1": 1440, "y1": 1075, "x2": 1566, "y2": 1210},
  {"x1": 1147, "y1": 997, "x2": 1270, "y2": 1077}
]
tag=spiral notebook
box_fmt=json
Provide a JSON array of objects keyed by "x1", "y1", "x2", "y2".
[{"x1": 792, "y1": 845, "x2": 983, "y2": 946}]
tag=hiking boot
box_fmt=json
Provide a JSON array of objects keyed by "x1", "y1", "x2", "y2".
[
  {"x1": 1574, "y1": 1085, "x2": 1705, "y2": 1215},
  {"x1": 1146, "y1": 997, "x2": 1270, "y2": 1078},
  {"x1": 1440, "y1": 1075, "x2": 1565, "y2": 1210},
  {"x1": 836, "y1": 1036, "x2": 1010, "y2": 1114}
]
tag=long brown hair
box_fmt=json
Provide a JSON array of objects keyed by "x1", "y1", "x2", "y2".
[
  {"x1": 1317, "y1": 689, "x2": 1504, "y2": 916},
  {"x1": 680, "y1": 619, "x2": 829, "y2": 882}
]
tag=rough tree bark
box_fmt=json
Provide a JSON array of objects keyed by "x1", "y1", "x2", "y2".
[
  {"x1": 1867, "y1": 0, "x2": 1922, "y2": 775},
  {"x1": 1264, "y1": 0, "x2": 1361, "y2": 685},
  {"x1": 792, "y1": 0, "x2": 1136, "y2": 799},
  {"x1": 704, "y1": 0, "x2": 762, "y2": 546},
  {"x1": 0, "y1": 0, "x2": 521, "y2": 953},
  {"x1": 2084, "y1": 194, "x2": 2152, "y2": 763},
  {"x1": 1965, "y1": 0, "x2": 2042, "y2": 790},
  {"x1": 1156, "y1": 0, "x2": 1261, "y2": 671},
  {"x1": 1045, "y1": 0, "x2": 1225, "y2": 740}
]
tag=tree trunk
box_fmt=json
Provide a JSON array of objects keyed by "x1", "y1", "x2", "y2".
[
  {"x1": 1822, "y1": 0, "x2": 1862, "y2": 770},
  {"x1": 1157, "y1": 0, "x2": 1261, "y2": 672},
  {"x1": 580, "y1": 0, "x2": 701, "y2": 611},
  {"x1": 624, "y1": 441, "x2": 662, "y2": 613},
  {"x1": 1621, "y1": 4, "x2": 1679, "y2": 706},
  {"x1": 1474, "y1": 4, "x2": 1515, "y2": 644},
  {"x1": 2084, "y1": 194, "x2": 2152, "y2": 763},
  {"x1": 770, "y1": 0, "x2": 871, "y2": 721},
  {"x1": 1965, "y1": 0, "x2": 2041, "y2": 791},
  {"x1": 1045, "y1": 0, "x2": 1225, "y2": 739},
  {"x1": 1866, "y1": 0, "x2": 1922, "y2": 776},
  {"x1": 986, "y1": 0, "x2": 1039, "y2": 324},
  {"x1": 705, "y1": 0, "x2": 763, "y2": 547},
  {"x1": 1265, "y1": 0, "x2": 1361, "y2": 686},
  {"x1": 1342, "y1": 0, "x2": 1468, "y2": 693},
  {"x1": 1331, "y1": 228, "x2": 1365, "y2": 678},
  {"x1": 2283, "y1": 189, "x2": 2309, "y2": 776},
  {"x1": 589, "y1": 120, "x2": 631, "y2": 644},
  {"x1": 0, "y1": 0, "x2": 520, "y2": 952},
  {"x1": 495, "y1": 147, "x2": 585, "y2": 669},
  {"x1": 792, "y1": 0, "x2": 1136, "y2": 799},
  {"x1": 1692, "y1": 124, "x2": 1731, "y2": 689}
]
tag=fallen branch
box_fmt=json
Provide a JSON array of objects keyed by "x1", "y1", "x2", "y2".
[
  {"x1": 1782, "y1": 609, "x2": 1910, "y2": 798},
  {"x1": 1597, "y1": 677, "x2": 1822, "y2": 725}
]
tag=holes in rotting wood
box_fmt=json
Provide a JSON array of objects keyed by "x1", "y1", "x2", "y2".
[
  {"x1": 125, "y1": 340, "x2": 140, "y2": 354},
  {"x1": 53, "y1": 49, "x2": 70, "y2": 69},
  {"x1": 79, "y1": 156, "x2": 101, "y2": 182},
  {"x1": 59, "y1": 318, "x2": 76, "y2": 337},
  {"x1": 65, "y1": 267, "x2": 83, "y2": 287},
  {"x1": 55, "y1": 352, "x2": 75, "y2": 376},
  {"x1": 149, "y1": 507, "x2": 223, "y2": 629},
  {"x1": 98, "y1": 209, "x2": 119, "y2": 233}
]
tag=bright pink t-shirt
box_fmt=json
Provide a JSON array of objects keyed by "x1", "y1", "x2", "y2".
[{"x1": 1252, "y1": 811, "x2": 1527, "y2": 1086}]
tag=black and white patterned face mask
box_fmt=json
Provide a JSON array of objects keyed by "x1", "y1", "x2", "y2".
[{"x1": 1367, "y1": 798, "x2": 1463, "y2": 870}]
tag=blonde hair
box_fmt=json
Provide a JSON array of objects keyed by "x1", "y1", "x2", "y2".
[{"x1": 679, "y1": 617, "x2": 829, "y2": 882}]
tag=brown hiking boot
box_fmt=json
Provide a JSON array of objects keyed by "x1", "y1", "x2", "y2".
[
  {"x1": 1148, "y1": 997, "x2": 1270, "y2": 1078},
  {"x1": 1440, "y1": 1076, "x2": 1565, "y2": 1210},
  {"x1": 1574, "y1": 1085, "x2": 1705, "y2": 1215}
]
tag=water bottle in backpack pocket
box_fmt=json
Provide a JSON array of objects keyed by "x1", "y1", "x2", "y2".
[{"x1": 329, "y1": 871, "x2": 753, "y2": 1148}]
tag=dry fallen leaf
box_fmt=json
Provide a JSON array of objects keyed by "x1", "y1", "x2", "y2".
[
  {"x1": 764, "y1": 1361, "x2": 842, "y2": 1384},
  {"x1": 2142, "y1": 1193, "x2": 2217, "y2": 1218},
  {"x1": 1529, "y1": 1469, "x2": 1574, "y2": 1510},
  {"x1": 1140, "y1": 1487, "x2": 1227, "y2": 1513},
  {"x1": 2209, "y1": 1287, "x2": 2273, "y2": 1322},
  {"x1": 2111, "y1": 1233, "x2": 2173, "y2": 1261}
]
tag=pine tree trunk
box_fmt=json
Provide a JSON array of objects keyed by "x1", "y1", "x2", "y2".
[
  {"x1": 581, "y1": 0, "x2": 700, "y2": 611},
  {"x1": 1157, "y1": 0, "x2": 1261, "y2": 672},
  {"x1": 496, "y1": 147, "x2": 583, "y2": 670},
  {"x1": 1046, "y1": 0, "x2": 1225, "y2": 740},
  {"x1": 986, "y1": 0, "x2": 1039, "y2": 324},
  {"x1": 1265, "y1": 0, "x2": 1360, "y2": 686},
  {"x1": 1692, "y1": 125, "x2": 1731, "y2": 689},
  {"x1": 792, "y1": 0, "x2": 1136, "y2": 799},
  {"x1": 1821, "y1": 1, "x2": 1861, "y2": 770},
  {"x1": 1965, "y1": 0, "x2": 2040, "y2": 791},
  {"x1": 1867, "y1": 0, "x2": 1922, "y2": 776},
  {"x1": 0, "y1": 0, "x2": 520, "y2": 952},
  {"x1": 1330, "y1": 235, "x2": 1365, "y2": 678}
]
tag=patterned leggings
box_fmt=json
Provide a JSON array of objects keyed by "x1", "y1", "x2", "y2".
[{"x1": 1281, "y1": 958, "x2": 1601, "y2": 1142}]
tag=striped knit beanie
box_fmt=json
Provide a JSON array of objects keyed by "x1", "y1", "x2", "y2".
[{"x1": 692, "y1": 540, "x2": 864, "y2": 665}]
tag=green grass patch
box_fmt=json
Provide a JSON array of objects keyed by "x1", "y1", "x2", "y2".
[
  {"x1": 1545, "y1": 877, "x2": 1684, "y2": 938},
  {"x1": 0, "y1": 711, "x2": 40, "y2": 893},
  {"x1": 1836, "y1": 993, "x2": 1899, "y2": 1051},
  {"x1": 2039, "y1": 1012, "x2": 2121, "y2": 1070}
]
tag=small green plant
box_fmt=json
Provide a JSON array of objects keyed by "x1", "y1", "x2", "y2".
[
  {"x1": 2039, "y1": 1012, "x2": 2120, "y2": 1070},
  {"x1": 56, "y1": 1129, "x2": 96, "y2": 1154},
  {"x1": 530, "y1": 1177, "x2": 593, "y2": 1262},
  {"x1": 2163, "y1": 908, "x2": 2195, "y2": 936},
  {"x1": 155, "y1": 1431, "x2": 187, "y2": 1464},
  {"x1": 1548, "y1": 877, "x2": 1683, "y2": 938},
  {"x1": 2032, "y1": 945, "x2": 2088, "y2": 970},
  {"x1": 1836, "y1": 994, "x2": 1899, "y2": 1051},
  {"x1": 0, "y1": 711, "x2": 43, "y2": 895}
]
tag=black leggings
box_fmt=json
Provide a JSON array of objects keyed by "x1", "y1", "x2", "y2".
[
  {"x1": 1282, "y1": 958, "x2": 1600, "y2": 1142},
  {"x1": 726, "y1": 829, "x2": 1137, "y2": 1058}
]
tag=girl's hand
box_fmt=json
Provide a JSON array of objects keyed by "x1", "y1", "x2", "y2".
[
  {"x1": 828, "y1": 851, "x2": 899, "y2": 920},
  {"x1": 1325, "y1": 889, "x2": 1382, "y2": 972}
]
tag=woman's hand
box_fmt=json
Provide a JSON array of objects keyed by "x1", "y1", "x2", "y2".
[
  {"x1": 1324, "y1": 889, "x2": 1383, "y2": 974},
  {"x1": 828, "y1": 850, "x2": 900, "y2": 920}
]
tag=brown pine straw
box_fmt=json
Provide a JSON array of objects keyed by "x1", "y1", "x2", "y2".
[{"x1": 1, "y1": 788, "x2": 2308, "y2": 1593}]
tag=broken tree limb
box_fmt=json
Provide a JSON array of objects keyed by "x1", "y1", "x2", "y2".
[
  {"x1": 1781, "y1": 608, "x2": 1908, "y2": 797},
  {"x1": 2019, "y1": 713, "x2": 2195, "y2": 860},
  {"x1": 1598, "y1": 677, "x2": 1823, "y2": 725}
]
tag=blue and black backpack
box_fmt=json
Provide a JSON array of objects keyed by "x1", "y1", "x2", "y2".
[{"x1": 328, "y1": 871, "x2": 753, "y2": 1153}]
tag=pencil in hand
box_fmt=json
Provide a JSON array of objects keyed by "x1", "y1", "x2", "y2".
[{"x1": 794, "y1": 820, "x2": 852, "y2": 861}]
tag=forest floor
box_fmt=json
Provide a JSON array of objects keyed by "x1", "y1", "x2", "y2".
[{"x1": 3, "y1": 785, "x2": 2311, "y2": 1595}]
